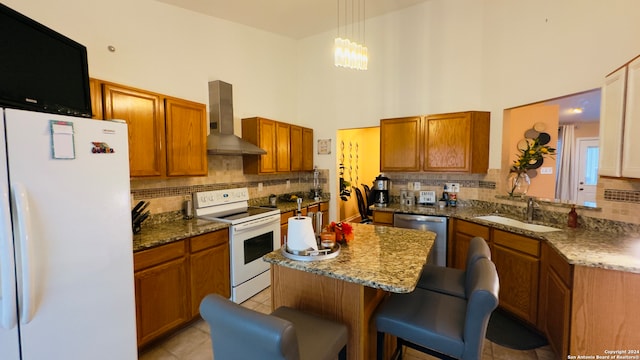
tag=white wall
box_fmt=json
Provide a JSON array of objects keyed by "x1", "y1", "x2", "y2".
[
  {"x1": 3, "y1": 0, "x2": 300, "y2": 134},
  {"x1": 299, "y1": 0, "x2": 640, "y2": 219},
  {"x1": 6, "y1": 0, "x2": 640, "y2": 221}
]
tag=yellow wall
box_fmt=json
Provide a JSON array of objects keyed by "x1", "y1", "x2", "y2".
[{"x1": 336, "y1": 127, "x2": 380, "y2": 222}]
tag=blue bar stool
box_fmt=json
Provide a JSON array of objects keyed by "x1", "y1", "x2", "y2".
[
  {"x1": 417, "y1": 236, "x2": 491, "y2": 298},
  {"x1": 200, "y1": 294, "x2": 348, "y2": 360},
  {"x1": 375, "y1": 257, "x2": 499, "y2": 359}
]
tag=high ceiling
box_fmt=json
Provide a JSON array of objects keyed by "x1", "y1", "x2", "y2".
[{"x1": 154, "y1": 0, "x2": 431, "y2": 39}]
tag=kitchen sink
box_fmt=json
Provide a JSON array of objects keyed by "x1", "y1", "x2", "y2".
[{"x1": 474, "y1": 215, "x2": 561, "y2": 233}]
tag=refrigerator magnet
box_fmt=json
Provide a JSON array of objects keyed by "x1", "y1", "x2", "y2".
[{"x1": 49, "y1": 120, "x2": 75, "y2": 159}]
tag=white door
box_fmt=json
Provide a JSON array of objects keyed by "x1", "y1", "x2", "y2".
[
  {"x1": 4, "y1": 109, "x2": 137, "y2": 360},
  {"x1": 576, "y1": 137, "x2": 599, "y2": 206},
  {"x1": 0, "y1": 110, "x2": 20, "y2": 360}
]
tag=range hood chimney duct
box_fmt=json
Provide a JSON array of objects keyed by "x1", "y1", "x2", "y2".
[{"x1": 207, "y1": 80, "x2": 267, "y2": 155}]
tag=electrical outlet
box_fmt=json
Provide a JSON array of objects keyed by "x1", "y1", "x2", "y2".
[
  {"x1": 258, "y1": 182, "x2": 263, "y2": 191},
  {"x1": 446, "y1": 183, "x2": 460, "y2": 193},
  {"x1": 540, "y1": 167, "x2": 553, "y2": 175},
  {"x1": 407, "y1": 182, "x2": 414, "y2": 190},
  {"x1": 413, "y1": 182, "x2": 421, "y2": 190},
  {"x1": 286, "y1": 180, "x2": 291, "y2": 189}
]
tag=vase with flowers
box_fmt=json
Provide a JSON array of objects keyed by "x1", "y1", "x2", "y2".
[
  {"x1": 327, "y1": 221, "x2": 353, "y2": 244},
  {"x1": 508, "y1": 137, "x2": 556, "y2": 197}
]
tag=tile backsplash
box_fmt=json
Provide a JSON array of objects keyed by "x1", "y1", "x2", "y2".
[
  {"x1": 130, "y1": 155, "x2": 327, "y2": 215},
  {"x1": 131, "y1": 155, "x2": 640, "y2": 226}
]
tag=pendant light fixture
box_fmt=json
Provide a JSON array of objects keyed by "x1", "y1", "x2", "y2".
[{"x1": 334, "y1": 0, "x2": 368, "y2": 70}]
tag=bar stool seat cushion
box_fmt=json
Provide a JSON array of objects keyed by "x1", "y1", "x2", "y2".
[
  {"x1": 416, "y1": 264, "x2": 465, "y2": 298},
  {"x1": 376, "y1": 288, "x2": 467, "y2": 359},
  {"x1": 272, "y1": 306, "x2": 349, "y2": 360}
]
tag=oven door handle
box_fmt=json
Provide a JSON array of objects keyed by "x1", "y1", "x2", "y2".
[{"x1": 233, "y1": 216, "x2": 279, "y2": 233}]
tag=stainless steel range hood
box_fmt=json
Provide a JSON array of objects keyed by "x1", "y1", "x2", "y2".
[{"x1": 207, "y1": 80, "x2": 267, "y2": 155}]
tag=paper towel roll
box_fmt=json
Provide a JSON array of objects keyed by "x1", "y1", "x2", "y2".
[{"x1": 287, "y1": 216, "x2": 318, "y2": 252}]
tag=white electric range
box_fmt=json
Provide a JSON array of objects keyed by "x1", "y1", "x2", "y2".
[{"x1": 194, "y1": 187, "x2": 280, "y2": 303}]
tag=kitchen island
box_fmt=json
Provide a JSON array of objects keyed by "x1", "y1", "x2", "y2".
[{"x1": 263, "y1": 223, "x2": 435, "y2": 360}]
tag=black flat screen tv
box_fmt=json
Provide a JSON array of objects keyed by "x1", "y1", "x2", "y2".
[{"x1": 0, "y1": 3, "x2": 92, "y2": 118}]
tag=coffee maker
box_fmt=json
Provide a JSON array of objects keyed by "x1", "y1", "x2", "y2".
[{"x1": 373, "y1": 174, "x2": 390, "y2": 207}]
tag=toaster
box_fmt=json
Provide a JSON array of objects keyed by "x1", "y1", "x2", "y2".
[{"x1": 417, "y1": 191, "x2": 436, "y2": 205}]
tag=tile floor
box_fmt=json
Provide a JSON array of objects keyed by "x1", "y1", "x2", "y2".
[{"x1": 139, "y1": 288, "x2": 557, "y2": 360}]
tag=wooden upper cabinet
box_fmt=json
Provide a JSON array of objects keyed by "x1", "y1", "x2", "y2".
[
  {"x1": 276, "y1": 122, "x2": 291, "y2": 172},
  {"x1": 289, "y1": 125, "x2": 314, "y2": 172},
  {"x1": 302, "y1": 127, "x2": 314, "y2": 171},
  {"x1": 290, "y1": 125, "x2": 303, "y2": 171},
  {"x1": 92, "y1": 78, "x2": 208, "y2": 178},
  {"x1": 424, "y1": 111, "x2": 490, "y2": 173},
  {"x1": 89, "y1": 78, "x2": 103, "y2": 120},
  {"x1": 380, "y1": 116, "x2": 422, "y2": 171},
  {"x1": 164, "y1": 97, "x2": 207, "y2": 176},
  {"x1": 242, "y1": 117, "x2": 277, "y2": 174},
  {"x1": 244, "y1": 118, "x2": 312, "y2": 174},
  {"x1": 102, "y1": 83, "x2": 166, "y2": 177}
]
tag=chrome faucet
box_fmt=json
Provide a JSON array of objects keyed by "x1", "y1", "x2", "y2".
[{"x1": 526, "y1": 197, "x2": 535, "y2": 222}]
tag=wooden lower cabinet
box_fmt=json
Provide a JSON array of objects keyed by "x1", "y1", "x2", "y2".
[
  {"x1": 449, "y1": 219, "x2": 490, "y2": 269},
  {"x1": 538, "y1": 242, "x2": 573, "y2": 359},
  {"x1": 492, "y1": 230, "x2": 540, "y2": 325},
  {"x1": 133, "y1": 228, "x2": 230, "y2": 348},
  {"x1": 134, "y1": 241, "x2": 189, "y2": 347},
  {"x1": 372, "y1": 210, "x2": 394, "y2": 226},
  {"x1": 189, "y1": 229, "x2": 230, "y2": 317}
]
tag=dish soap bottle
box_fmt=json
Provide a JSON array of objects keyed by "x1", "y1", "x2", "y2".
[{"x1": 568, "y1": 205, "x2": 578, "y2": 228}]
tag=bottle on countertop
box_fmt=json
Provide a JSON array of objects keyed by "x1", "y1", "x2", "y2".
[
  {"x1": 441, "y1": 185, "x2": 449, "y2": 206},
  {"x1": 568, "y1": 205, "x2": 578, "y2": 228}
]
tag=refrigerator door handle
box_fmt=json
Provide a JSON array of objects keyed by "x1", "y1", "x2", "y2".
[
  {"x1": 13, "y1": 183, "x2": 36, "y2": 324},
  {"x1": 0, "y1": 182, "x2": 17, "y2": 329}
]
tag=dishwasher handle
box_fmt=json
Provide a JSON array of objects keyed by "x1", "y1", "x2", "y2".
[{"x1": 394, "y1": 214, "x2": 446, "y2": 223}]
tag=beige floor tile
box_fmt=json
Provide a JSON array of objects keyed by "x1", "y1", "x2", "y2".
[
  {"x1": 138, "y1": 347, "x2": 178, "y2": 360},
  {"x1": 534, "y1": 345, "x2": 557, "y2": 360},
  {"x1": 180, "y1": 338, "x2": 214, "y2": 360},
  {"x1": 161, "y1": 325, "x2": 210, "y2": 359},
  {"x1": 492, "y1": 342, "x2": 539, "y2": 360},
  {"x1": 192, "y1": 318, "x2": 210, "y2": 334},
  {"x1": 250, "y1": 288, "x2": 271, "y2": 304}
]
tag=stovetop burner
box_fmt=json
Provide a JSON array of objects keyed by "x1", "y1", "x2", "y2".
[{"x1": 194, "y1": 188, "x2": 280, "y2": 225}]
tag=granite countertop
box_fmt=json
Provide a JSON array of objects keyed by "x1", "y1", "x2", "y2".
[
  {"x1": 373, "y1": 203, "x2": 640, "y2": 274},
  {"x1": 133, "y1": 218, "x2": 229, "y2": 252},
  {"x1": 263, "y1": 223, "x2": 435, "y2": 293}
]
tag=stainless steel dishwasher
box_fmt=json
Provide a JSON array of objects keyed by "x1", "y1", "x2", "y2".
[{"x1": 393, "y1": 214, "x2": 447, "y2": 266}]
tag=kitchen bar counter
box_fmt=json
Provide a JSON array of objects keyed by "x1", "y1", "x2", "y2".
[
  {"x1": 373, "y1": 203, "x2": 640, "y2": 274},
  {"x1": 132, "y1": 218, "x2": 229, "y2": 252},
  {"x1": 263, "y1": 223, "x2": 435, "y2": 292},
  {"x1": 264, "y1": 223, "x2": 435, "y2": 360}
]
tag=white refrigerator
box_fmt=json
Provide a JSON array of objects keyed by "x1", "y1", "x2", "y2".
[{"x1": 0, "y1": 108, "x2": 137, "y2": 359}]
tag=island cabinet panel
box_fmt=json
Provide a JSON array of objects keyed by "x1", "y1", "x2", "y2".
[
  {"x1": 164, "y1": 97, "x2": 207, "y2": 176},
  {"x1": 189, "y1": 229, "x2": 230, "y2": 317},
  {"x1": 134, "y1": 241, "x2": 189, "y2": 347},
  {"x1": 538, "y1": 242, "x2": 573, "y2": 359},
  {"x1": 492, "y1": 230, "x2": 540, "y2": 326},
  {"x1": 570, "y1": 266, "x2": 640, "y2": 355},
  {"x1": 449, "y1": 219, "x2": 490, "y2": 269},
  {"x1": 271, "y1": 265, "x2": 390, "y2": 360},
  {"x1": 380, "y1": 116, "x2": 422, "y2": 171}
]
